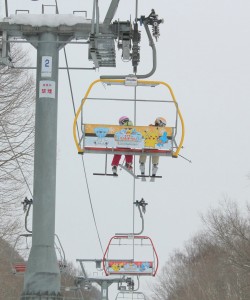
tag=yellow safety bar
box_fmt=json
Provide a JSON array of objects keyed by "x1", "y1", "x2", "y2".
[{"x1": 73, "y1": 79, "x2": 185, "y2": 157}]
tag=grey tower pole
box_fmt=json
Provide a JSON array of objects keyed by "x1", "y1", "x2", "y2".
[
  {"x1": 101, "y1": 281, "x2": 111, "y2": 300},
  {"x1": 22, "y1": 32, "x2": 61, "y2": 298}
]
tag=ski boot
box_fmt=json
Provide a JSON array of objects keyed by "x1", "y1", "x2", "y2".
[
  {"x1": 152, "y1": 164, "x2": 158, "y2": 177},
  {"x1": 112, "y1": 165, "x2": 118, "y2": 176},
  {"x1": 140, "y1": 162, "x2": 145, "y2": 175}
]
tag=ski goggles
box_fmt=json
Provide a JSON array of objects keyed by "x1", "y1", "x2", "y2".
[{"x1": 120, "y1": 118, "x2": 129, "y2": 125}]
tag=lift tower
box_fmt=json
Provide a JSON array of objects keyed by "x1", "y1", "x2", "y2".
[
  {"x1": 2, "y1": 17, "x2": 92, "y2": 299},
  {"x1": 0, "y1": 1, "x2": 132, "y2": 298}
]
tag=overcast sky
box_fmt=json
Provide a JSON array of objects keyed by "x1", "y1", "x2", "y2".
[{"x1": 3, "y1": 0, "x2": 250, "y2": 297}]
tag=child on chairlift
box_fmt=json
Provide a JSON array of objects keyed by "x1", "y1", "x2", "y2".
[
  {"x1": 111, "y1": 116, "x2": 133, "y2": 175},
  {"x1": 139, "y1": 117, "x2": 167, "y2": 176}
]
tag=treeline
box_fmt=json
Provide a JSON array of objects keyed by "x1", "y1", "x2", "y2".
[
  {"x1": 152, "y1": 200, "x2": 250, "y2": 300},
  {"x1": 0, "y1": 237, "x2": 101, "y2": 299},
  {"x1": 0, "y1": 44, "x2": 35, "y2": 243}
]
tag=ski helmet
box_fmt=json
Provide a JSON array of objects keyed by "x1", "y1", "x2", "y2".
[
  {"x1": 119, "y1": 116, "x2": 129, "y2": 125},
  {"x1": 155, "y1": 117, "x2": 166, "y2": 127}
]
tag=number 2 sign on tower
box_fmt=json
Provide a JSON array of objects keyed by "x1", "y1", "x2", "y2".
[{"x1": 41, "y1": 56, "x2": 52, "y2": 78}]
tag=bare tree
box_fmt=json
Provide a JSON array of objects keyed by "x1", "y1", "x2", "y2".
[
  {"x1": 203, "y1": 200, "x2": 250, "y2": 272},
  {"x1": 151, "y1": 200, "x2": 250, "y2": 300},
  {"x1": 0, "y1": 238, "x2": 24, "y2": 299},
  {"x1": 0, "y1": 237, "x2": 101, "y2": 299},
  {"x1": 0, "y1": 44, "x2": 35, "y2": 241}
]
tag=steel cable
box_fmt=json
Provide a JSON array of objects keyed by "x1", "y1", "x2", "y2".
[
  {"x1": 0, "y1": 120, "x2": 33, "y2": 198},
  {"x1": 55, "y1": 0, "x2": 104, "y2": 255}
]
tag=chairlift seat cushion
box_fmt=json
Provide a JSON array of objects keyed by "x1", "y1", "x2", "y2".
[{"x1": 14, "y1": 263, "x2": 26, "y2": 273}]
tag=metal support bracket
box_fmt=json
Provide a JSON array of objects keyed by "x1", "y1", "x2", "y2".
[{"x1": 0, "y1": 31, "x2": 13, "y2": 66}]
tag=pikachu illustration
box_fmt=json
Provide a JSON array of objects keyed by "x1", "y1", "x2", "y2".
[{"x1": 142, "y1": 128, "x2": 159, "y2": 148}]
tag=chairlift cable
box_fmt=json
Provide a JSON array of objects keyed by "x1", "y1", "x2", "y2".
[
  {"x1": 62, "y1": 48, "x2": 80, "y2": 139},
  {"x1": 135, "y1": 0, "x2": 139, "y2": 21},
  {"x1": 55, "y1": 1, "x2": 104, "y2": 255},
  {"x1": 5, "y1": 0, "x2": 8, "y2": 17},
  {"x1": 55, "y1": 1, "x2": 81, "y2": 139},
  {"x1": 132, "y1": 1, "x2": 140, "y2": 255},
  {"x1": 0, "y1": 120, "x2": 33, "y2": 198},
  {"x1": 132, "y1": 85, "x2": 138, "y2": 260},
  {"x1": 81, "y1": 156, "x2": 104, "y2": 254}
]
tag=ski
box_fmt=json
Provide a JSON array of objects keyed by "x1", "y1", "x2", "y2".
[{"x1": 118, "y1": 164, "x2": 139, "y2": 179}]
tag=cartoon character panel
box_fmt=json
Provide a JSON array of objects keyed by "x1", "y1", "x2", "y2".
[
  {"x1": 108, "y1": 261, "x2": 153, "y2": 274},
  {"x1": 83, "y1": 124, "x2": 173, "y2": 150}
]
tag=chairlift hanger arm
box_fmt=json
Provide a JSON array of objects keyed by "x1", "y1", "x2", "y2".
[
  {"x1": 21, "y1": 197, "x2": 33, "y2": 233},
  {"x1": 104, "y1": 0, "x2": 120, "y2": 26},
  {"x1": 116, "y1": 199, "x2": 148, "y2": 236}
]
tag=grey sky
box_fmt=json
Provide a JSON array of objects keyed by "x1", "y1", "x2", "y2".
[{"x1": 3, "y1": 0, "x2": 250, "y2": 297}]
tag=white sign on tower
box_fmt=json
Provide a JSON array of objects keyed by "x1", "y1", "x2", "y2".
[{"x1": 41, "y1": 56, "x2": 52, "y2": 77}]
